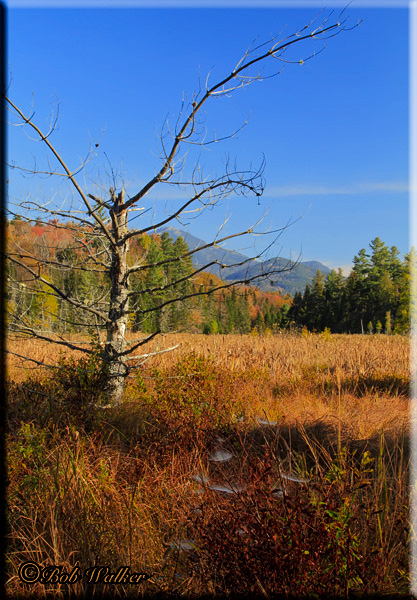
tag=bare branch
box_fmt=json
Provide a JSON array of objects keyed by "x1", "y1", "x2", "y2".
[
  {"x1": 4, "y1": 8, "x2": 359, "y2": 405},
  {"x1": 125, "y1": 344, "x2": 180, "y2": 367},
  {"x1": 4, "y1": 96, "x2": 115, "y2": 246},
  {"x1": 124, "y1": 10, "x2": 358, "y2": 211},
  {"x1": 7, "y1": 255, "x2": 109, "y2": 322},
  {"x1": 131, "y1": 259, "x2": 296, "y2": 319}
]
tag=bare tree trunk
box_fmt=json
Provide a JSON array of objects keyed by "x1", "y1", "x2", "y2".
[
  {"x1": 4, "y1": 9, "x2": 359, "y2": 406},
  {"x1": 102, "y1": 189, "x2": 129, "y2": 405}
]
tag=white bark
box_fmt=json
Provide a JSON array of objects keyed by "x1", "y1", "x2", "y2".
[
  {"x1": 4, "y1": 9, "x2": 358, "y2": 407},
  {"x1": 102, "y1": 189, "x2": 130, "y2": 405}
]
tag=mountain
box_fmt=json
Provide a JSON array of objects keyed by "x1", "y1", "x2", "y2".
[
  {"x1": 222, "y1": 257, "x2": 331, "y2": 296},
  {"x1": 158, "y1": 226, "x2": 253, "y2": 273},
  {"x1": 158, "y1": 227, "x2": 331, "y2": 296}
]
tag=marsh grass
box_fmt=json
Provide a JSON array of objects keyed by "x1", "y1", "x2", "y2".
[{"x1": 6, "y1": 333, "x2": 410, "y2": 597}]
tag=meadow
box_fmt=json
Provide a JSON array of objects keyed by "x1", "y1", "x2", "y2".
[{"x1": 6, "y1": 332, "x2": 411, "y2": 597}]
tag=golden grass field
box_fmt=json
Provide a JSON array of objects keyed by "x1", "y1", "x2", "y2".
[
  {"x1": 8, "y1": 331, "x2": 410, "y2": 439},
  {"x1": 6, "y1": 332, "x2": 411, "y2": 597}
]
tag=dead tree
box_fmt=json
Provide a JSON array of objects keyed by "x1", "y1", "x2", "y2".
[{"x1": 4, "y1": 9, "x2": 360, "y2": 405}]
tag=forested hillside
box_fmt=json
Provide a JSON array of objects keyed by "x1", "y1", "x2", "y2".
[
  {"x1": 5, "y1": 218, "x2": 290, "y2": 336},
  {"x1": 6, "y1": 219, "x2": 412, "y2": 335}
]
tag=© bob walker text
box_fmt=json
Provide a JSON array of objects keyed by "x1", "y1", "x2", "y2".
[{"x1": 18, "y1": 562, "x2": 151, "y2": 585}]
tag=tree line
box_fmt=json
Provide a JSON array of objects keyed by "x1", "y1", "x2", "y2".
[
  {"x1": 9, "y1": 216, "x2": 410, "y2": 337},
  {"x1": 6, "y1": 218, "x2": 291, "y2": 337},
  {"x1": 124, "y1": 234, "x2": 415, "y2": 335},
  {"x1": 287, "y1": 238, "x2": 414, "y2": 334}
]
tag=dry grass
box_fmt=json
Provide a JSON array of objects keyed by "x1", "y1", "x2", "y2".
[
  {"x1": 5, "y1": 331, "x2": 411, "y2": 597},
  {"x1": 8, "y1": 330, "x2": 410, "y2": 375},
  {"x1": 8, "y1": 331, "x2": 410, "y2": 440}
]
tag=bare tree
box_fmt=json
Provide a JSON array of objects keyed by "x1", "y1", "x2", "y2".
[{"x1": 4, "y1": 9, "x2": 360, "y2": 405}]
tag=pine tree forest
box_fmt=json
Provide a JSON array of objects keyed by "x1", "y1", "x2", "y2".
[{"x1": 288, "y1": 237, "x2": 415, "y2": 334}]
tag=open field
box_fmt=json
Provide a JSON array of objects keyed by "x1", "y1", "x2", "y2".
[
  {"x1": 8, "y1": 332, "x2": 410, "y2": 438},
  {"x1": 6, "y1": 332, "x2": 411, "y2": 597}
]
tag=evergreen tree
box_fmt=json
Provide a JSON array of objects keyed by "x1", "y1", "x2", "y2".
[
  {"x1": 164, "y1": 236, "x2": 193, "y2": 331},
  {"x1": 388, "y1": 245, "x2": 404, "y2": 284},
  {"x1": 369, "y1": 237, "x2": 391, "y2": 278},
  {"x1": 299, "y1": 284, "x2": 312, "y2": 329},
  {"x1": 395, "y1": 247, "x2": 416, "y2": 332},
  {"x1": 263, "y1": 297, "x2": 273, "y2": 329},
  {"x1": 344, "y1": 249, "x2": 371, "y2": 332},
  {"x1": 323, "y1": 268, "x2": 345, "y2": 332},
  {"x1": 368, "y1": 237, "x2": 396, "y2": 323},
  {"x1": 140, "y1": 236, "x2": 165, "y2": 332},
  {"x1": 352, "y1": 248, "x2": 371, "y2": 279},
  {"x1": 255, "y1": 309, "x2": 265, "y2": 333},
  {"x1": 279, "y1": 302, "x2": 290, "y2": 328},
  {"x1": 288, "y1": 291, "x2": 303, "y2": 325},
  {"x1": 308, "y1": 270, "x2": 325, "y2": 331}
]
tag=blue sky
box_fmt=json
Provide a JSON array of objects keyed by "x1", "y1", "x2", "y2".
[{"x1": 6, "y1": 3, "x2": 410, "y2": 273}]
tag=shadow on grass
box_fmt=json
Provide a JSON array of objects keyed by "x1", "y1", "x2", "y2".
[{"x1": 6, "y1": 356, "x2": 411, "y2": 598}]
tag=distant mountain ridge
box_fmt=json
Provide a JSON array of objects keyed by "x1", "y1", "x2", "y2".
[{"x1": 158, "y1": 226, "x2": 331, "y2": 296}]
